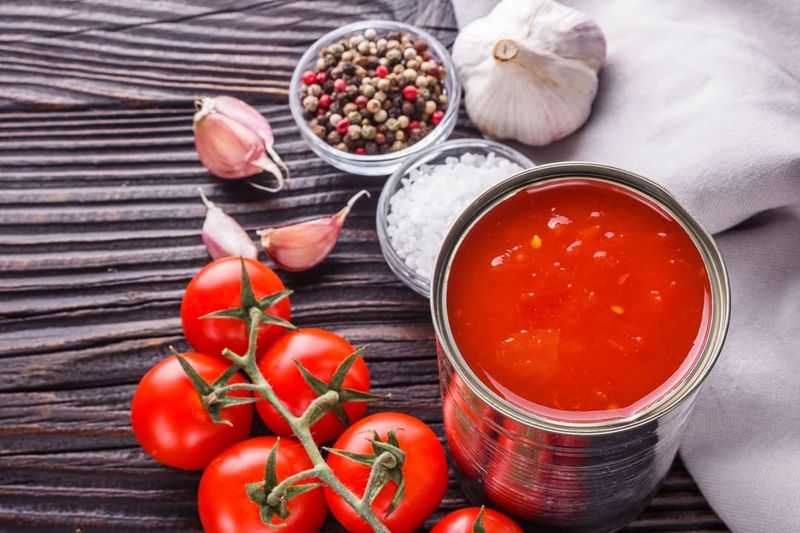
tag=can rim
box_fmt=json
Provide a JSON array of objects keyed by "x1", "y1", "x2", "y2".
[{"x1": 430, "y1": 162, "x2": 731, "y2": 435}]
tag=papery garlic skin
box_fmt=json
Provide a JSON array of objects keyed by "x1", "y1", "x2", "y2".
[
  {"x1": 453, "y1": 0, "x2": 606, "y2": 146},
  {"x1": 199, "y1": 188, "x2": 258, "y2": 260},
  {"x1": 258, "y1": 190, "x2": 370, "y2": 272},
  {"x1": 193, "y1": 96, "x2": 289, "y2": 192}
]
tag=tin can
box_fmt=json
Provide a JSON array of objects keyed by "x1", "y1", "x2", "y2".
[{"x1": 431, "y1": 163, "x2": 730, "y2": 532}]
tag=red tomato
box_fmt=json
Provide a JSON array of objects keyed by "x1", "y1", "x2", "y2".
[
  {"x1": 198, "y1": 437, "x2": 327, "y2": 533},
  {"x1": 431, "y1": 507, "x2": 523, "y2": 533},
  {"x1": 130, "y1": 352, "x2": 253, "y2": 470},
  {"x1": 256, "y1": 328, "x2": 370, "y2": 443},
  {"x1": 181, "y1": 257, "x2": 291, "y2": 359},
  {"x1": 325, "y1": 413, "x2": 448, "y2": 533}
]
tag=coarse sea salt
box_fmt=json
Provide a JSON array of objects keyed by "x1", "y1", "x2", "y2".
[{"x1": 386, "y1": 151, "x2": 525, "y2": 279}]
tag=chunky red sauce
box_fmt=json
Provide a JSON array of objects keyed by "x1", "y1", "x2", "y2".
[{"x1": 447, "y1": 179, "x2": 711, "y2": 421}]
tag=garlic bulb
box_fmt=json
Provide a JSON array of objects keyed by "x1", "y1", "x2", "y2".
[{"x1": 452, "y1": 0, "x2": 606, "y2": 146}]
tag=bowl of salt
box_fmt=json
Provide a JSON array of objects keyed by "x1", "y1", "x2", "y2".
[{"x1": 376, "y1": 138, "x2": 534, "y2": 297}]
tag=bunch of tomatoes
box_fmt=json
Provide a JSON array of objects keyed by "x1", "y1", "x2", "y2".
[{"x1": 130, "y1": 257, "x2": 521, "y2": 532}]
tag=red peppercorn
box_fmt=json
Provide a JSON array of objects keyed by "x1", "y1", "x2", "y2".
[
  {"x1": 422, "y1": 51, "x2": 433, "y2": 61},
  {"x1": 316, "y1": 109, "x2": 325, "y2": 117},
  {"x1": 376, "y1": 65, "x2": 389, "y2": 78},
  {"x1": 375, "y1": 133, "x2": 386, "y2": 144},
  {"x1": 333, "y1": 79, "x2": 347, "y2": 93},
  {"x1": 335, "y1": 118, "x2": 350, "y2": 135},
  {"x1": 407, "y1": 120, "x2": 420, "y2": 131},
  {"x1": 431, "y1": 110, "x2": 444, "y2": 126},
  {"x1": 355, "y1": 95, "x2": 368, "y2": 108},
  {"x1": 301, "y1": 70, "x2": 317, "y2": 85},
  {"x1": 402, "y1": 85, "x2": 418, "y2": 102},
  {"x1": 355, "y1": 147, "x2": 366, "y2": 155},
  {"x1": 316, "y1": 72, "x2": 327, "y2": 84},
  {"x1": 319, "y1": 94, "x2": 331, "y2": 109}
]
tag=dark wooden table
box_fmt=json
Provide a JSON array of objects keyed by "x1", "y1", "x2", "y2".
[{"x1": 0, "y1": 1, "x2": 728, "y2": 531}]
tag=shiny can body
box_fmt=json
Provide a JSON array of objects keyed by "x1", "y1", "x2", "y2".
[{"x1": 431, "y1": 163, "x2": 730, "y2": 532}]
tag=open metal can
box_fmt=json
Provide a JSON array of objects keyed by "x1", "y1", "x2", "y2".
[{"x1": 431, "y1": 162, "x2": 730, "y2": 532}]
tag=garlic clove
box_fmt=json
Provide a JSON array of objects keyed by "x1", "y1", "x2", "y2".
[
  {"x1": 193, "y1": 96, "x2": 289, "y2": 192},
  {"x1": 452, "y1": 0, "x2": 606, "y2": 147},
  {"x1": 257, "y1": 190, "x2": 370, "y2": 272},
  {"x1": 199, "y1": 188, "x2": 258, "y2": 260}
]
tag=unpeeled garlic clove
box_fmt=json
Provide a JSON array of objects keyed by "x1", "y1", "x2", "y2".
[
  {"x1": 199, "y1": 188, "x2": 258, "y2": 260},
  {"x1": 257, "y1": 190, "x2": 370, "y2": 272},
  {"x1": 193, "y1": 96, "x2": 290, "y2": 192}
]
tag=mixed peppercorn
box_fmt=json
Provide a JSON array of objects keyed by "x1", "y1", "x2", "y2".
[{"x1": 300, "y1": 28, "x2": 449, "y2": 155}]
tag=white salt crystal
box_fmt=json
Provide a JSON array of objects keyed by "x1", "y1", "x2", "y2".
[{"x1": 386, "y1": 151, "x2": 525, "y2": 280}]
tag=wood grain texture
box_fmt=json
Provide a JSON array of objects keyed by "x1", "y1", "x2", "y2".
[{"x1": 0, "y1": 0, "x2": 726, "y2": 531}]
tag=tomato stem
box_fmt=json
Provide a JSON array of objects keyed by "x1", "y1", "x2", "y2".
[{"x1": 224, "y1": 307, "x2": 391, "y2": 533}]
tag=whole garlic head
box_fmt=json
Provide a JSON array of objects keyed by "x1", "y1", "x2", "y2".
[{"x1": 453, "y1": 0, "x2": 606, "y2": 146}]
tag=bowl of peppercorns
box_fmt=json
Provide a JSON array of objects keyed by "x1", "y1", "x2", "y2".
[{"x1": 289, "y1": 20, "x2": 461, "y2": 176}]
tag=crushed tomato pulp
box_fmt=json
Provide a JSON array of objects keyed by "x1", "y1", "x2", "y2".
[{"x1": 446, "y1": 179, "x2": 711, "y2": 421}]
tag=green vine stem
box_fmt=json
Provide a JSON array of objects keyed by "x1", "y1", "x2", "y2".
[{"x1": 218, "y1": 306, "x2": 391, "y2": 533}]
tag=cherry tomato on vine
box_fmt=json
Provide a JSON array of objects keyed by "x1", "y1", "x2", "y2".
[
  {"x1": 130, "y1": 352, "x2": 253, "y2": 470},
  {"x1": 256, "y1": 328, "x2": 371, "y2": 444},
  {"x1": 181, "y1": 257, "x2": 291, "y2": 359},
  {"x1": 431, "y1": 507, "x2": 523, "y2": 533},
  {"x1": 198, "y1": 437, "x2": 327, "y2": 533},
  {"x1": 324, "y1": 412, "x2": 448, "y2": 533}
]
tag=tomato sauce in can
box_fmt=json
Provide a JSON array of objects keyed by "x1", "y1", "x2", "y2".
[{"x1": 432, "y1": 163, "x2": 730, "y2": 531}]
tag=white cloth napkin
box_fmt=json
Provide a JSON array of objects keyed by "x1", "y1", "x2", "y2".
[{"x1": 450, "y1": 1, "x2": 800, "y2": 531}]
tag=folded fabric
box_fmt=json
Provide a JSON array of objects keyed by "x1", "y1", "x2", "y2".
[{"x1": 450, "y1": 1, "x2": 800, "y2": 531}]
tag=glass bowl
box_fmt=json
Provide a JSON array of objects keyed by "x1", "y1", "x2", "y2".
[
  {"x1": 376, "y1": 138, "x2": 535, "y2": 297},
  {"x1": 289, "y1": 20, "x2": 461, "y2": 176}
]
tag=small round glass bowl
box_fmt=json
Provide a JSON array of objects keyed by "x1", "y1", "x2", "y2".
[
  {"x1": 376, "y1": 138, "x2": 535, "y2": 297},
  {"x1": 289, "y1": 20, "x2": 461, "y2": 176}
]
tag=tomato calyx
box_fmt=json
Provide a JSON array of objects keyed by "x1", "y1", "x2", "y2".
[
  {"x1": 245, "y1": 439, "x2": 322, "y2": 528},
  {"x1": 325, "y1": 429, "x2": 407, "y2": 516},
  {"x1": 202, "y1": 258, "x2": 295, "y2": 337},
  {"x1": 174, "y1": 348, "x2": 258, "y2": 425},
  {"x1": 294, "y1": 346, "x2": 385, "y2": 428},
  {"x1": 472, "y1": 506, "x2": 487, "y2": 533}
]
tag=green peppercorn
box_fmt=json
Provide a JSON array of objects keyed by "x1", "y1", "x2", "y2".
[
  {"x1": 386, "y1": 48, "x2": 402, "y2": 62},
  {"x1": 347, "y1": 124, "x2": 361, "y2": 140},
  {"x1": 361, "y1": 85, "x2": 376, "y2": 97},
  {"x1": 307, "y1": 84, "x2": 322, "y2": 97},
  {"x1": 373, "y1": 109, "x2": 388, "y2": 123},
  {"x1": 390, "y1": 140, "x2": 405, "y2": 152},
  {"x1": 343, "y1": 102, "x2": 357, "y2": 115},
  {"x1": 347, "y1": 110, "x2": 362, "y2": 123},
  {"x1": 407, "y1": 59, "x2": 420, "y2": 70},
  {"x1": 303, "y1": 95, "x2": 319, "y2": 112},
  {"x1": 385, "y1": 117, "x2": 400, "y2": 132},
  {"x1": 387, "y1": 39, "x2": 400, "y2": 50},
  {"x1": 361, "y1": 124, "x2": 377, "y2": 140},
  {"x1": 397, "y1": 116, "x2": 409, "y2": 129},
  {"x1": 366, "y1": 99, "x2": 382, "y2": 114}
]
